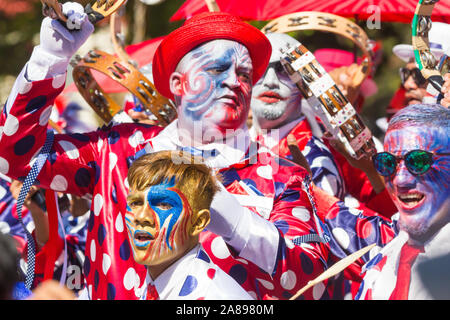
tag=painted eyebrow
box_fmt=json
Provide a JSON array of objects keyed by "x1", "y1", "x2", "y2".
[{"x1": 126, "y1": 192, "x2": 144, "y2": 203}]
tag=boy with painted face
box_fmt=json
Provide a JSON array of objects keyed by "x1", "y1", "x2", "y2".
[
  {"x1": 0, "y1": 6, "x2": 329, "y2": 300},
  {"x1": 125, "y1": 151, "x2": 251, "y2": 300},
  {"x1": 316, "y1": 104, "x2": 450, "y2": 299}
]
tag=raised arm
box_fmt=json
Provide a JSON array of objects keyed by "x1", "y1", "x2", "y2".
[{"x1": 0, "y1": 3, "x2": 96, "y2": 196}]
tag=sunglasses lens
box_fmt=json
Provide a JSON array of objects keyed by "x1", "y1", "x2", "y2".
[
  {"x1": 373, "y1": 152, "x2": 397, "y2": 176},
  {"x1": 399, "y1": 68, "x2": 408, "y2": 84},
  {"x1": 412, "y1": 69, "x2": 426, "y2": 86},
  {"x1": 405, "y1": 150, "x2": 432, "y2": 175},
  {"x1": 399, "y1": 68, "x2": 426, "y2": 86}
]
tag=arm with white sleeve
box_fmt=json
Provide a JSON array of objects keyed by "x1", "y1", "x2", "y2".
[{"x1": 0, "y1": 2, "x2": 97, "y2": 196}]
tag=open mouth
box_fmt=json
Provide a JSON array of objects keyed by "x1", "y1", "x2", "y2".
[
  {"x1": 257, "y1": 91, "x2": 286, "y2": 104},
  {"x1": 133, "y1": 230, "x2": 154, "y2": 247},
  {"x1": 397, "y1": 192, "x2": 425, "y2": 209}
]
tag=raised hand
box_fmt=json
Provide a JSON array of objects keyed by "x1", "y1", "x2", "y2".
[{"x1": 39, "y1": 2, "x2": 94, "y2": 60}]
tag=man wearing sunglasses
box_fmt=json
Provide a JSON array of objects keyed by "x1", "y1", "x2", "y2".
[
  {"x1": 392, "y1": 22, "x2": 450, "y2": 108},
  {"x1": 316, "y1": 103, "x2": 449, "y2": 299}
]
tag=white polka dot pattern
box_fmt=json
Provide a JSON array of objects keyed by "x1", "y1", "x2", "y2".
[
  {"x1": 39, "y1": 106, "x2": 53, "y2": 126},
  {"x1": 58, "y1": 140, "x2": 80, "y2": 159},
  {"x1": 332, "y1": 227, "x2": 350, "y2": 249},
  {"x1": 256, "y1": 165, "x2": 272, "y2": 179},
  {"x1": 52, "y1": 74, "x2": 66, "y2": 89},
  {"x1": 210, "y1": 237, "x2": 231, "y2": 260},
  {"x1": 280, "y1": 270, "x2": 297, "y2": 291},
  {"x1": 0, "y1": 157, "x2": 8, "y2": 175},
  {"x1": 292, "y1": 206, "x2": 310, "y2": 222},
  {"x1": 115, "y1": 213, "x2": 124, "y2": 232},
  {"x1": 90, "y1": 239, "x2": 96, "y2": 262},
  {"x1": 93, "y1": 194, "x2": 103, "y2": 216},
  {"x1": 313, "y1": 282, "x2": 325, "y2": 300},
  {"x1": 102, "y1": 253, "x2": 111, "y2": 275},
  {"x1": 3, "y1": 114, "x2": 19, "y2": 136},
  {"x1": 50, "y1": 175, "x2": 68, "y2": 191}
]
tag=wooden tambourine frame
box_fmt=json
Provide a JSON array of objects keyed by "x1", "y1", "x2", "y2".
[
  {"x1": 279, "y1": 43, "x2": 376, "y2": 159},
  {"x1": 261, "y1": 11, "x2": 374, "y2": 87},
  {"x1": 72, "y1": 50, "x2": 177, "y2": 125}
]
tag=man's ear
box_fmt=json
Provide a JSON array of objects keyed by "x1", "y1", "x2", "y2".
[
  {"x1": 190, "y1": 209, "x2": 210, "y2": 237},
  {"x1": 169, "y1": 72, "x2": 184, "y2": 97}
]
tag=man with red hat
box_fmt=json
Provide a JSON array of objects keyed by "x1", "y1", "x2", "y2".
[{"x1": 0, "y1": 2, "x2": 330, "y2": 300}]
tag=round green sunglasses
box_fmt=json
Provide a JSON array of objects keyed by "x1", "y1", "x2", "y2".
[{"x1": 372, "y1": 150, "x2": 450, "y2": 177}]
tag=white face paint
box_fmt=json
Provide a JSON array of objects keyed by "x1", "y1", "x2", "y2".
[
  {"x1": 173, "y1": 40, "x2": 253, "y2": 144},
  {"x1": 251, "y1": 33, "x2": 303, "y2": 130}
]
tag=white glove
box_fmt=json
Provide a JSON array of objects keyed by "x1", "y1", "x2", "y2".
[
  {"x1": 27, "y1": 2, "x2": 94, "y2": 80},
  {"x1": 208, "y1": 183, "x2": 244, "y2": 243},
  {"x1": 40, "y1": 2, "x2": 93, "y2": 59}
]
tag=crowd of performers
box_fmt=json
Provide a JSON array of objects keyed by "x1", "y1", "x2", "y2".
[{"x1": 0, "y1": 2, "x2": 449, "y2": 300}]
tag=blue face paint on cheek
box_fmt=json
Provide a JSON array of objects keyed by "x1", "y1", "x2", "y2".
[
  {"x1": 146, "y1": 180, "x2": 184, "y2": 250},
  {"x1": 385, "y1": 127, "x2": 450, "y2": 222}
]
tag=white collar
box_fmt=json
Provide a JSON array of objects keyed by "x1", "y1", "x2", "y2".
[
  {"x1": 363, "y1": 223, "x2": 450, "y2": 274},
  {"x1": 143, "y1": 244, "x2": 202, "y2": 300},
  {"x1": 149, "y1": 119, "x2": 251, "y2": 169},
  {"x1": 421, "y1": 223, "x2": 450, "y2": 258}
]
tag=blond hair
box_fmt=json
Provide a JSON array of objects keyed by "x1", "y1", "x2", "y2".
[{"x1": 127, "y1": 150, "x2": 220, "y2": 214}]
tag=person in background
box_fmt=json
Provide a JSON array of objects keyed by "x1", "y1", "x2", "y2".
[{"x1": 384, "y1": 22, "x2": 450, "y2": 122}]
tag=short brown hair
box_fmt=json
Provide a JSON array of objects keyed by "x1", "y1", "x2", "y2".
[{"x1": 127, "y1": 150, "x2": 220, "y2": 214}]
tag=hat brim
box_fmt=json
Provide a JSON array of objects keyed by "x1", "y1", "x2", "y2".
[
  {"x1": 152, "y1": 13, "x2": 271, "y2": 99},
  {"x1": 393, "y1": 44, "x2": 444, "y2": 63}
]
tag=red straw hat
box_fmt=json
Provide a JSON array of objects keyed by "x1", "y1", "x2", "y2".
[{"x1": 152, "y1": 12, "x2": 271, "y2": 99}]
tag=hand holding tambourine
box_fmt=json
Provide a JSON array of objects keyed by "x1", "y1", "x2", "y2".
[{"x1": 41, "y1": 0, "x2": 127, "y2": 26}]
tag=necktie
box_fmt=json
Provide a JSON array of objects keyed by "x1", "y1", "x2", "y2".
[
  {"x1": 389, "y1": 242, "x2": 424, "y2": 300},
  {"x1": 146, "y1": 283, "x2": 159, "y2": 300}
]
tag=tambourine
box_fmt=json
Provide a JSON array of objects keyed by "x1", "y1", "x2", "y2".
[
  {"x1": 412, "y1": 0, "x2": 446, "y2": 93},
  {"x1": 279, "y1": 43, "x2": 376, "y2": 159},
  {"x1": 71, "y1": 50, "x2": 177, "y2": 125},
  {"x1": 41, "y1": 0, "x2": 127, "y2": 25},
  {"x1": 110, "y1": 10, "x2": 135, "y2": 66},
  {"x1": 261, "y1": 11, "x2": 374, "y2": 87}
]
